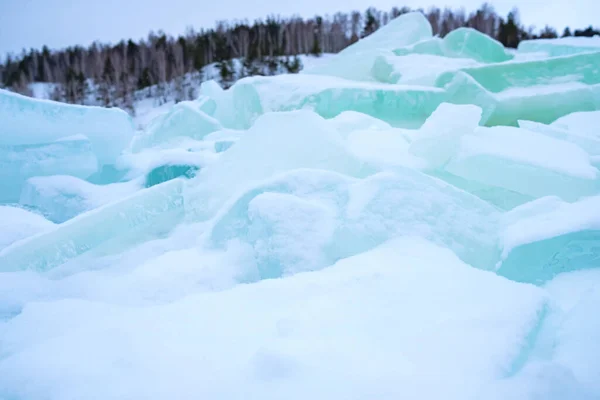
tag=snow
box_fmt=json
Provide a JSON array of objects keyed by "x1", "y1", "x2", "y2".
[
  {"x1": 0, "y1": 206, "x2": 55, "y2": 250},
  {"x1": 2, "y1": 12, "x2": 600, "y2": 399},
  {"x1": 0, "y1": 237, "x2": 546, "y2": 400}
]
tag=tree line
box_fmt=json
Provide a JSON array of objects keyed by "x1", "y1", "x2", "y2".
[{"x1": 1, "y1": 3, "x2": 598, "y2": 114}]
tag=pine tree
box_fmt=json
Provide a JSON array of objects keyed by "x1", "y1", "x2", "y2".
[{"x1": 362, "y1": 8, "x2": 379, "y2": 37}]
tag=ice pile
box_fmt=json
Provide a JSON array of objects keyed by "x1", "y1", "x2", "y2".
[{"x1": 1, "y1": 12, "x2": 600, "y2": 400}]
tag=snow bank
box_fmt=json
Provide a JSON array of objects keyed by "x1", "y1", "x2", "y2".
[{"x1": 0, "y1": 237, "x2": 546, "y2": 400}]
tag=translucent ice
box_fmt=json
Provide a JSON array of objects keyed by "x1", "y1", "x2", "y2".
[
  {"x1": 372, "y1": 53, "x2": 479, "y2": 86},
  {"x1": 437, "y1": 51, "x2": 600, "y2": 93},
  {"x1": 409, "y1": 103, "x2": 482, "y2": 168},
  {"x1": 209, "y1": 74, "x2": 446, "y2": 129},
  {"x1": 442, "y1": 28, "x2": 513, "y2": 63},
  {"x1": 0, "y1": 135, "x2": 99, "y2": 203},
  {"x1": 185, "y1": 110, "x2": 373, "y2": 220},
  {"x1": 0, "y1": 89, "x2": 134, "y2": 165},
  {"x1": 518, "y1": 37, "x2": 600, "y2": 57},
  {"x1": 518, "y1": 118, "x2": 600, "y2": 156},
  {"x1": 131, "y1": 99, "x2": 222, "y2": 151},
  {"x1": 551, "y1": 110, "x2": 600, "y2": 139},
  {"x1": 499, "y1": 196, "x2": 600, "y2": 284},
  {"x1": 145, "y1": 164, "x2": 200, "y2": 188},
  {"x1": 303, "y1": 12, "x2": 432, "y2": 82},
  {"x1": 340, "y1": 12, "x2": 432, "y2": 55},
  {"x1": 0, "y1": 206, "x2": 54, "y2": 250},
  {"x1": 206, "y1": 168, "x2": 501, "y2": 277},
  {"x1": 444, "y1": 126, "x2": 599, "y2": 202},
  {"x1": 0, "y1": 179, "x2": 185, "y2": 272},
  {"x1": 440, "y1": 68, "x2": 600, "y2": 126},
  {"x1": 19, "y1": 175, "x2": 142, "y2": 223},
  {"x1": 394, "y1": 28, "x2": 512, "y2": 64}
]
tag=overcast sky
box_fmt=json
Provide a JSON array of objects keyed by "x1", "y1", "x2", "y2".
[{"x1": 1, "y1": 0, "x2": 598, "y2": 55}]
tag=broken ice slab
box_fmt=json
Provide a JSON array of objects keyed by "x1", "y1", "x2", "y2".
[
  {"x1": 131, "y1": 99, "x2": 222, "y2": 152},
  {"x1": 209, "y1": 74, "x2": 447, "y2": 130},
  {"x1": 443, "y1": 126, "x2": 599, "y2": 202},
  {"x1": 518, "y1": 36, "x2": 600, "y2": 57},
  {"x1": 302, "y1": 12, "x2": 432, "y2": 81},
  {"x1": 145, "y1": 164, "x2": 200, "y2": 188},
  {"x1": 0, "y1": 179, "x2": 185, "y2": 273},
  {"x1": 184, "y1": 110, "x2": 374, "y2": 221},
  {"x1": 443, "y1": 72, "x2": 600, "y2": 126},
  {"x1": 394, "y1": 28, "x2": 512, "y2": 64},
  {"x1": 19, "y1": 175, "x2": 141, "y2": 223},
  {"x1": 408, "y1": 103, "x2": 482, "y2": 169},
  {"x1": 442, "y1": 28, "x2": 513, "y2": 63},
  {"x1": 0, "y1": 135, "x2": 99, "y2": 203},
  {"x1": 437, "y1": 51, "x2": 600, "y2": 93},
  {"x1": 0, "y1": 206, "x2": 54, "y2": 250},
  {"x1": 518, "y1": 118, "x2": 600, "y2": 156},
  {"x1": 206, "y1": 167, "x2": 501, "y2": 279},
  {"x1": 551, "y1": 110, "x2": 600, "y2": 139},
  {"x1": 340, "y1": 12, "x2": 432, "y2": 55},
  {"x1": 372, "y1": 53, "x2": 479, "y2": 86},
  {"x1": 0, "y1": 88, "x2": 134, "y2": 166},
  {"x1": 498, "y1": 196, "x2": 600, "y2": 284}
]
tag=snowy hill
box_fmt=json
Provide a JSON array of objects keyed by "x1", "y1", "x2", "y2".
[{"x1": 27, "y1": 54, "x2": 335, "y2": 129}]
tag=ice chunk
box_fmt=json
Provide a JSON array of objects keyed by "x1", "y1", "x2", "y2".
[
  {"x1": 393, "y1": 29, "x2": 512, "y2": 64},
  {"x1": 0, "y1": 179, "x2": 185, "y2": 272},
  {"x1": 394, "y1": 37, "x2": 445, "y2": 56},
  {"x1": 117, "y1": 147, "x2": 216, "y2": 181},
  {"x1": 518, "y1": 119, "x2": 600, "y2": 156},
  {"x1": 442, "y1": 28, "x2": 512, "y2": 63},
  {"x1": 444, "y1": 126, "x2": 599, "y2": 202},
  {"x1": 210, "y1": 74, "x2": 446, "y2": 129},
  {"x1": 551, "y1": 110, "x2": 600, "y2": 139},
  {"x1": 346, "y1": 128, "x2": 425, "y2": 169},
  {"x1": 409, "y1": 103, "x2": 482, "y2": 168},
  {"x1": 487, "y1": 82, "x2": 600, "y2": 126},
  {"x1": 372, "y1": 53, "x2": 479, "y2": 85},
  {"x1": 327, "y1": 111, "x2": 392, "y2": 137},
  {"x1": 19, "y1": 175, "x2": 142, "y2": 223},
  {"x1": 131, "y1": 100, "x2": 222, "y2": 151},
  {"x1": 0, "y1": 237, "x2": 546, "y2": 400},
  {"x1": 185, "y1": 110, "x2": 374, "y2": 220},
  {"x1": 207, "y1": 168, "x2": 501, "y2": 274},
  {"x1": 437, "y1": 52, "x2": 600, "y2": 125},
  {"x1": 303, "y1": 12, "x2": 432, "y2": 82},
  {"x1": 437, "y1": 51, "x2": 600, "y2": 93},
  {"x1": 518, "y1": 37, "x2": 600, "y2": 57},
  {"x1": 0, "y1": 135, "x2": 98, "y2": 203},
  {"x1": 341, "y1": 12, "x2": 432, "y2": 55},
  {"x1": 145, "y1": 164, "x2": 199, "y2": 188},
  {"x1": 0, "y1": 206, "x2": 54, "y2": 250},
  {"x1": 499, "y1": 196, "x2": 600, "y2": 284},
  {"x1": 303, "y1": 48, "x2": 395, "y2": 82},
  {"x1": 0, "y1": 89, "x2": 134, "y2": 165}
]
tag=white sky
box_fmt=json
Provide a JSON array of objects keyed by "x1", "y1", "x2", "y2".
[{"x1": 0, "y1": 0, "x2": 598, "y2": 55}]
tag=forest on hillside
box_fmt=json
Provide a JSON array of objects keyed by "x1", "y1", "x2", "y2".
[{"x1": 1, "y1": 2, "x2": 599, "y2": 113}]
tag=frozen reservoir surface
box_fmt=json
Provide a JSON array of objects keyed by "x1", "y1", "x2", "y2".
[{"x1": 1, "y1": 12, "x2": 600, "y2": 400}]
